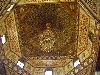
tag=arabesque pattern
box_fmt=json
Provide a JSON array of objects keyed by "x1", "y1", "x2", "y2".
[
  {"x1": 15, "y1": 3, "x2": 78, "y2": 60},
  {"x1": 78, "y1": 7, "x2": 89, "y2": 54},
  {"x1": 5, "y1": 11, "x2": 21, "y2": 56}
]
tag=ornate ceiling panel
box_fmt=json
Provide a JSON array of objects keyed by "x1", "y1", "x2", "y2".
[
  {"x1": 5, "y1": 65, "x2": 20, "y2": 75},
  {"x1": 25, "y1": 0, "x2": 75, "y2": 3},
  {"x1": 26, "y1": 59, "x2": 72, "y2": 67},
  {"x1": 84, "y1": 0, "x2": 98, "y2": 14},
  {"x1": 15, "y1": 3, "x2": 78, "y2": 60}
]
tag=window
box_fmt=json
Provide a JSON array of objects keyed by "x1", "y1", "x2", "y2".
[
  {"x1": 45, "y1": 67, "x2": 53, "y2": 75},
  {"x1": 17, "y1": 61, "x2": 24, "y2": 68},
  {"x1": 1, "y1": 35, "x2": 6, "y2": 44},
  {"x1": 45, "y1": 71, "x2": 52, "y2": 75},
  {"x1": 17, "y1": 57, "x2": 25, "y2": 68},
  {"x1": 74, "y1": 59, "x2": 80, "y2": 67}
]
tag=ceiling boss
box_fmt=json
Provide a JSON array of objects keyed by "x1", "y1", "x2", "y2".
[{"x1": 39, "y1": 23, "x2": 56, "y2": 52}]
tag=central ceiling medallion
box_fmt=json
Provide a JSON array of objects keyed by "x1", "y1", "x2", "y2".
[{"x1": 39, "y1": 23, "x2": 56, "y2": 52}]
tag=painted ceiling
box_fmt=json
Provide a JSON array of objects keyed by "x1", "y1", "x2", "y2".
[
  {"x1": 0, "y1": 0, "x2": 100, "y2": 74},
  {"x1": 15, "y1": 3, "x2": 78, "y2": 60}
]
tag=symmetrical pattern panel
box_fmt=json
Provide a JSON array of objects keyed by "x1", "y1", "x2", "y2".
[
  {"x1": 78, "y1": 7, "x2": 89, "y2": 54},
  {"x1": 5, "y1": 11, "x2": 21, "y2": 56},
  {"x1": 15, "y1": 3, "x2": 78, "y2": 60}
]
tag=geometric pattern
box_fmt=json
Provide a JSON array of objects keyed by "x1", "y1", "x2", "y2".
[
  {"x1": 77, "y1": 7, "x2": 89, "y2": 54},
  {"x1": 1, "y1": 0, "x2": 99, "y2": 75},
  {"x1": 84, "y1": 0, "x2": 98, "y2": 14},
  {"x1": 79, "y1": 48, "x2": 91, "y2": 62},
  {"x1": 0, "y1": 42, "x2": 31, "y2": 75},
  {"x1": 65, "y1": 60, "x2": 73, "y2": 74},
  {"x1": 26, "y1": 59, "x2": 72, "y2": 68},
  {"x1": 5, "y1": 10, "x2": 21, "y2": 57},
  {"x1": 66, "y1": 54, "x2": 94, "y2": 75},
  {"x1": 15, "y1": 3, "x2": 78, "y2": 60},
  {"x1": 3, "y1": 57, "x2": 31, "y2": 75}
]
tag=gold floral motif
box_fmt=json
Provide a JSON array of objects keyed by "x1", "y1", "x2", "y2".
[{"x1": 39, "y1": 23, "x2": 56, "y2": 52}]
